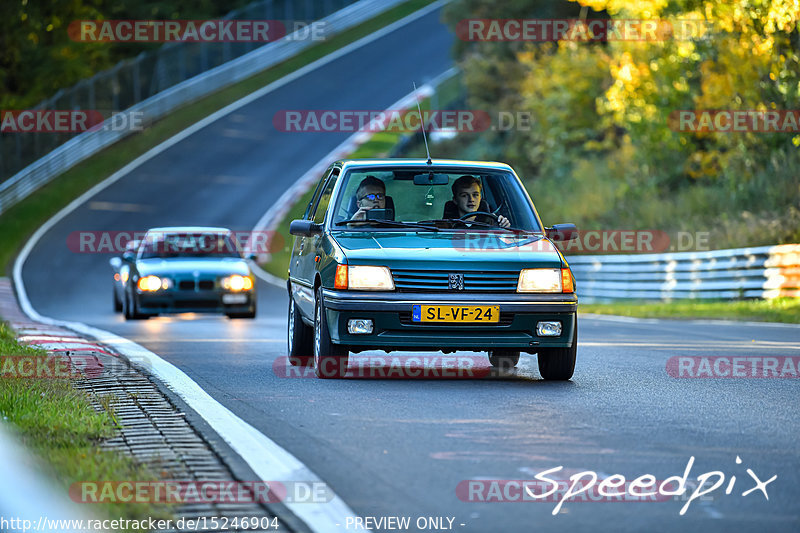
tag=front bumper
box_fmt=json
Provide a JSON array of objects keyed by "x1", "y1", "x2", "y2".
[
  {"x1": 321, "y1": 289, "x2": 577, "y2": 352},
  {"x1": 136, "y1": 289, "x2": 255, "y2": 314}
]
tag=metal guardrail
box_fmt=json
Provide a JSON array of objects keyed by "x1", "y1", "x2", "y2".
[
  {"x1": 0, "y1": 0, "x2": 408, "y2": 216},
  {"x1": 568, "y1": 244, "x2": 800, "y2": 302}
]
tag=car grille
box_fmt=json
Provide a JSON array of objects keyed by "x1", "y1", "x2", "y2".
[
  {"x1": 177, "y1": 279, "x2": 216, "y2": 291},
  {"x1": 391, "y1": 270, "x2": 519, "y2": 293},
  {"x1": 399, "y1": 312, "x2": 514, "y2": 326}
]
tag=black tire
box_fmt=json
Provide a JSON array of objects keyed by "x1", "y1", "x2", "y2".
[
  {"x1": 314, "y1": 288, "x2": 348, "y2": 378},
  {"x1": 488, "y1": 350, "x2": 520, "y2": 369},
  {"x1": 288, "y1": 293, "x2": 313, "y2": 367},
  {"x1": 537, "y1": 316, "x2": 577, "y2": 380},
  {"x1": 123, "y1": 289, "x2": 149, "y2": 321},
  {"x1": 113, "y1": 288, "x2": 123, "y2": 312}
]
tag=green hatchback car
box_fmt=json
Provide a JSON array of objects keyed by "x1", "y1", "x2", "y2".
[{"x1": 288, "y1": 159, "x2": 578, "y2": 379}]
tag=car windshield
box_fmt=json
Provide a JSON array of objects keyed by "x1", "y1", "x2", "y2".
[
  {"x1": 330, "y1": 168, "x2": 542, "y2": 232},
  {"x1": 139, "y1": 232, "x2": 242, "y2": 259}
]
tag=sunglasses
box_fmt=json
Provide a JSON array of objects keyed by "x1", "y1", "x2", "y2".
[{"x1": 358, "y1": 193, "x2": 385, "y2": 202}]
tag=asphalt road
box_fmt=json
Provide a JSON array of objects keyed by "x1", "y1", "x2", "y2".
[{"x1": 18, "y1": 5, "x2": 800, "y2": 533}]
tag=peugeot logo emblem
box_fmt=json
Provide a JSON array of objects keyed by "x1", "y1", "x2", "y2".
[{"x1": 449, "y1": 273, "x2": 464, "y2": 290}]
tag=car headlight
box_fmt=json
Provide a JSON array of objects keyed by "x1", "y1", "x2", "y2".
[
  {"x1": 221, "y1": 274, "x2": 254, "y2": 291},
  {"x1": 517, "y1": 268, "x2": 573, "y2": 293},
  {"x1": 137, "y1": 275, "x2": 171, "y2": 291},
  {"x1": 334, "y1": 265, "x2": 394, "y2": 290}
]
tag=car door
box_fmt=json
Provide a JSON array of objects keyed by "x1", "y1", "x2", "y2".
[{"x1": 290, "y1": 166, "x2": 335, "y2": 318}]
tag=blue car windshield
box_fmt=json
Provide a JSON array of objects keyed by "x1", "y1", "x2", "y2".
[
  {"x1": 139, "y1": 232, "x2": 242, "y2": 259},
  {"x1": 331, "y1": 168, "x2": 542, "y2": 232}
]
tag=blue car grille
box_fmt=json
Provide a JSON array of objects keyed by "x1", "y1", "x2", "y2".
[{"x1": 391, "y1": 270, "x2": 519, "y2": 293}]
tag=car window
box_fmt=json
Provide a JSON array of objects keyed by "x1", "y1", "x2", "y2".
[
  {"x1": 304, "y1": 166, "x2": 333, "y2": 220},
  {"x1": 311, "y1": 171, "x2": 339, "y2": 224},
  {"x1": 331, "y1": 168, "x2": 542, "y2": 232},
  {"x1": 140, "y1": 232, "x2": 242, "y2": 259}
]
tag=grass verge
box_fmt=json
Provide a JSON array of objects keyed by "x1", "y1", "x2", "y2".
[
  {"x1": 0, "y1": 0, "x2": 437, "y2": 277},
  {"x1": 580, "y1": 298, "x2": 800, "y2": 324},
  {"x1": 0, "y1": 322, "x2": 169, "y2": 527}
]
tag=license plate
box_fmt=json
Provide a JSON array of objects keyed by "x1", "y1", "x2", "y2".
[
  {"x1": 222, "y1": 294, "x2": 248, "y2": 304},
  {"x1": 412, "y1": 305, "x2": 500, "y2": 323}
]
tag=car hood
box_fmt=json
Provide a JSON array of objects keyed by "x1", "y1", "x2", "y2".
[
  {"x1": 332, "y1": 231, "x2": 564, "y2": 270},
  {"x1": 135, "y1": 258, "x2": 251, "y2": 277}
]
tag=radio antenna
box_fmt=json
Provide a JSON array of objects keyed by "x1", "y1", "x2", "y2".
[{"x1": 413, "y1": 82, "x2": 432, "y2": 165}]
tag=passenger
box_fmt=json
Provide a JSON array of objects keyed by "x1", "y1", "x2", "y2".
[
  {"x1": 351, "y1": 175, "x2": 386, "y2": 221},
  {"x1": 444, "y1": 175, "x2": 511, "y2": 227}
]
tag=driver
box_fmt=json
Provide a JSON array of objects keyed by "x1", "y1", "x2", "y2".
[
  {"x1": 447, "y1": 175, "x2": 510, "y2": 227},
  {"x1": 351, "y1": 175, "x2": 386, "y2": 221}
]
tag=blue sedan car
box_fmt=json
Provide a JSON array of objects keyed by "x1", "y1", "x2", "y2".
[{"x1": 110, "y1": 227, "x2": 257, "y2": 320}]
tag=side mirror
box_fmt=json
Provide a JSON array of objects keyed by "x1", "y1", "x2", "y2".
[
  {"x1": 246, "y1": 253, "x2": 258, "y2": 261},
  {"x1": 546, "y1": 223, "x2": 578, "y2": 242},
  {"x1": 109, "y1": 257, "x2": 122, "y2": 269},
  {"x1": 289, "y1": 219, "x2": 323, "y2": 237}
]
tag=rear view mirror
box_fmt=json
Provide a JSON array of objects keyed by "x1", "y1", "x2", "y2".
[
  {"x1": 109, "y1": 257, "x2": 122, "y2": 269},
  {"x1": 413, "y1": 172, "x2": 449, "y2": 185}
]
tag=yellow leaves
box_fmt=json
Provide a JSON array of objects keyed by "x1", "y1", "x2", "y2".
[{"x1": 571, "y1": 0, "x2": 670, "y2": 17}]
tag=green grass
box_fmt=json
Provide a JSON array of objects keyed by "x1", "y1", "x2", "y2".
[
  {"x1": 0, "y1": 322, "x2": 170, "y2": 527},
  {"x1": 0, "y1": 0, "x2": 437, "y2": 277},
  {"x1": 580, "y1": 298, "x2": 800, "y2": 323}
]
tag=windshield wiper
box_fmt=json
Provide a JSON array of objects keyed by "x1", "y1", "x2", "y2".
[
  {"x1": 336, "y1": 219, "x2": 440, "y2": 232},
  {"x1": 437, "y1": 218, "x2": 525, "y2": 233}
]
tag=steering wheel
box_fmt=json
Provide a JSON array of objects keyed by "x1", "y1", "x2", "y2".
[{"x1": 459, "y1": 211, "x2": 500, "y2": 222}]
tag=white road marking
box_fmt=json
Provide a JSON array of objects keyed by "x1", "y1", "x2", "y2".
[{"x1": 11, "y1": 3, "x2": 453, "y2": 531}]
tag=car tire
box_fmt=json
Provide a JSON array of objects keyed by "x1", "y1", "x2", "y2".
[
  {"x1": 113, "y1": 288, "x2": 122, "y2": 312},
  {"x1": 537, "y1": 316, "x2": 577, "y2": 380},
  {"x1": 123, "y1": 289, "x2": 149, "y2": 321},
  {"x1": 488, "y1": 350, "x2": 520, "y2": 369},
  {"x1": 288, "y1": 294, "x2": 313, "y2": 367},
  {"x1": 314, "y1": 288, "x2": 348, "y2": 379}
]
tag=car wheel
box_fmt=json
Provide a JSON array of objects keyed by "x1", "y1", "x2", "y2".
[
  {"x1": 314, "y1": 288, "x2": 348, "y2": 379},
  {"x1": 288, "y1": 294, "x2": 313, "y2": 367},
  {"x1": 537, "y1": 316, "x2": 577, "y2": 380},
  {"x1": 124, "y1": 288, "x2": 149, "y2": 321},
  {"x1": 113, "y1": 288, "x2": 122, "y2": 312},
  {"x1": 488, "y1": 350, "x2": 520, "y2": 369}
]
